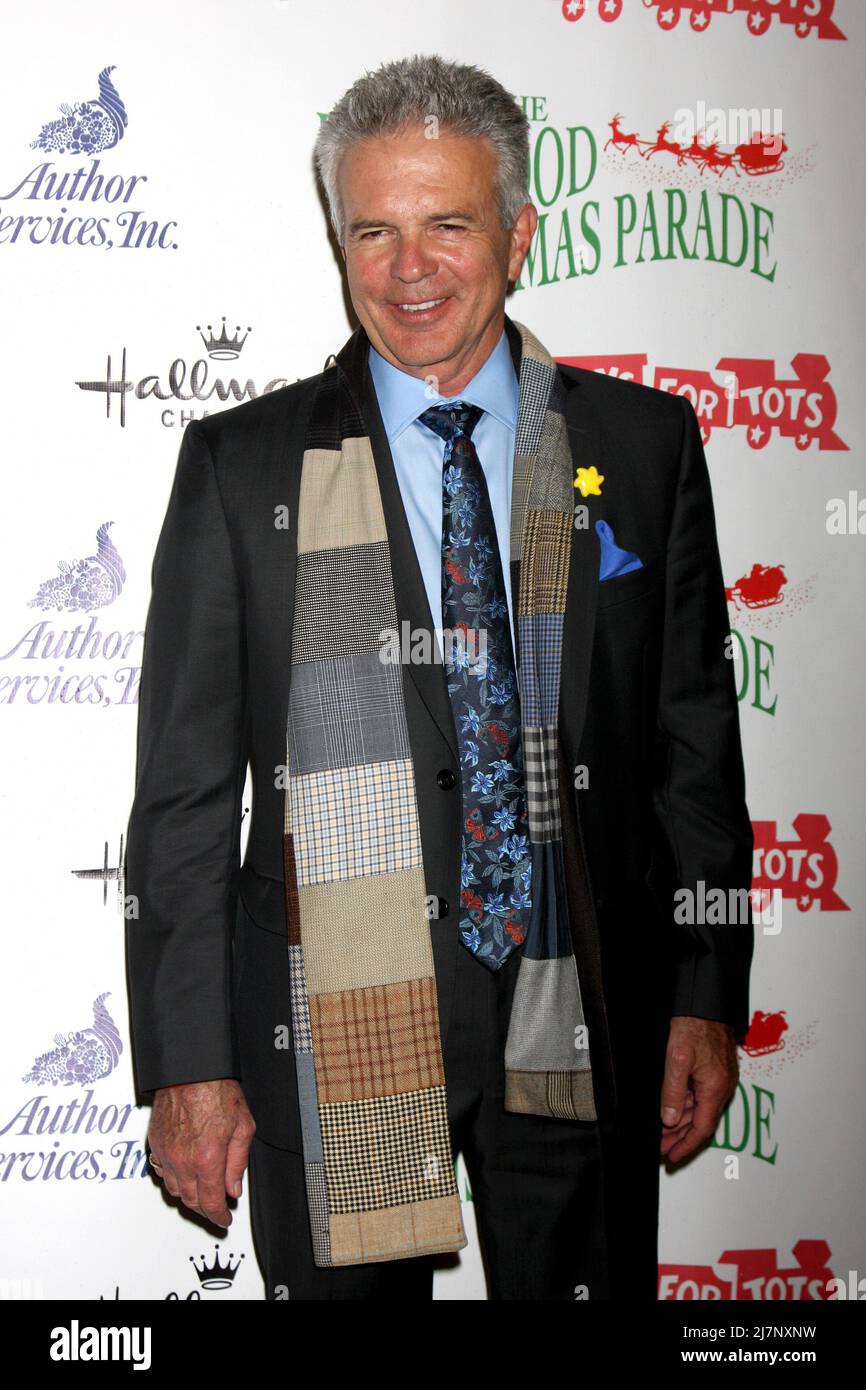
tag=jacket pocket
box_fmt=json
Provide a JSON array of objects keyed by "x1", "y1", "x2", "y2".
[
  {"x1": 234, "y1": 893, "x2": 303, "y2": 1152},
  {"x1": 237, "y1": 862, "x2": 288, "y2": 938},
  {"x1": 596, "y1": 554, "x2": 663, "y2": 609}
]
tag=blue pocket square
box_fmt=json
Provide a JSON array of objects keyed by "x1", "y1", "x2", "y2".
[{"x1": 595, "y1": 519, "x2": 644, "y2": 581}]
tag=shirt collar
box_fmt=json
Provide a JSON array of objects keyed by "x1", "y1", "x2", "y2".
[{"x1": 367, "y1": 327, "x2": 519, "y2": 443}]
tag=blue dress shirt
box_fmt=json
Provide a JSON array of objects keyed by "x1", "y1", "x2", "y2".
[{"x1": 368, "y1": 329, "x2": 519, "y2": 661}]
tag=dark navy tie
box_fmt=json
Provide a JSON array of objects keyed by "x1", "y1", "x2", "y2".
[{"x1": 416, "y1": 401, "x2": 531, "y2": 969}]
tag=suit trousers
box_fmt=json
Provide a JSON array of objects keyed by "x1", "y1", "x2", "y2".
[{"x1": 246, "y1": 912, "x2": 611, "y2": 1301}]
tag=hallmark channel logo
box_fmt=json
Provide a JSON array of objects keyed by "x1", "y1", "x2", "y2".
[
  {"x1": 560, "y1": 0, "x2": 845, "y2": 41},
  {"x1": 0, "y1": 65, "x2": 179, "y2": 253},
  {"x1": 76, "y1": 314, "x2": 291, "y2": 428},
  {"x1": 190, "y1": 1246, "x2": 246, "y2": 1291},
  {"x1": 71, "y1": 832, "x2": 129, "y2": 912},
  {"x1": 99, "y1": 1247, "x2": 249, "y2": 1300}
]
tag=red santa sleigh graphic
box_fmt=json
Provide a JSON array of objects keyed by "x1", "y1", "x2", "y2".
[
  {"x1": 726, "y1": 564, "x2": 788, "y2": 610},
  {"x1": 752, "y1": 813, "x2": 849, "y2": 912},
  {"x1": 743, "y1": 1009, "x2": 789, "y2": 1057},
  {"x1": 736, "y1": 132, "x2": 788, "y2": 175},
  {"x1": 639, "y1": 0, "x2": 845, "y2": 40}
]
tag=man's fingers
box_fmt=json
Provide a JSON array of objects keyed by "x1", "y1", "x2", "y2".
[
  {"x1": 160, "y1": 1162, "x2": 182, "y2": 1202},
  {"x1": 661, "y1": 1044, "x2": 695, "y2": 1125},
  {"x1": 660, "y1": 1126, "x2": 692, "y2": 1157},
  {"x1": 689, "y1": 1084, "x2": 727, "y2": 1144},
  {"x1": 660, "y1": 1097, "x2": 694, "y2": 1146},
  {"x1": 660, "y1": 1124, "x2": 690, "y2": 1146},
  {"x1": 224, "y1": 1124, "x2": 255, "y2": 1200},
  {"x1": 156, "y1": 1156, "x2": 230, "y2": 1226},
  {"x1": 661, "y1": 1019, "x2": 741, "y2": 1163},
  {"x1": 661, "y1": 1107, "x2": 695, "y2": 1143},
  {"x1": 664, "y1": 1120, "x2": 712, "y2": 1163},
  {"x1": 196, "y1": 1171, "x2": 232, "y2": 1228},
  {"x1": 177, "y1": 1175, "x2": 205, "y2": 1219},
  {"x1": 183, "y1": 1142, "x2": 233, "y2": 1226},
  {"x1": 147, "y1": 1080, "x2": 254, "y2": 1225},
  {"x1": 663, "y1": 1086, "x2": 727, "y2": 1163}
]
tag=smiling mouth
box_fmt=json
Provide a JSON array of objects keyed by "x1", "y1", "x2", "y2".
[{"x1": 389, "y1": 297, "x2": 450, "y2": 320}]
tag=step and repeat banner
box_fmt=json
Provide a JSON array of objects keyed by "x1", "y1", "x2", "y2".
[{"x1": 0, "y1": 0, "x2": 862, "y2": 1302}]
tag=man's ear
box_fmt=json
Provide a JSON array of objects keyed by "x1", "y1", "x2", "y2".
[{"x1": 508, "y1": 202, "x2": 538, "y2": 283}]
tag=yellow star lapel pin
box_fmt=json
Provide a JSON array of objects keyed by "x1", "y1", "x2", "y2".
[{"x1": 574, "y1": 465, "x2": 604, "y2": 498}]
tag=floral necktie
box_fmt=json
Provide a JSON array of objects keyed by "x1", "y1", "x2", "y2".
[{"x1": 416, "y1": 401, "x2": 531, "y2": 969}]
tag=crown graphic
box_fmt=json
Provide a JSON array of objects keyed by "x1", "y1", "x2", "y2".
[
  {"x1": 196, "y1": 316, "x2": 251, "y2": 360},
  {"x1": 189, "y1": 1246, "x2": 245, "y2": 1290}
]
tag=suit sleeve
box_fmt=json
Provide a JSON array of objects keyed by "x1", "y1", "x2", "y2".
[
  {"x1": 653, "y1": 395, "x2": 755, "y2": 1039},
  {"x1": 124, "y1": 419, "x2": 249, "y2": 1098}
]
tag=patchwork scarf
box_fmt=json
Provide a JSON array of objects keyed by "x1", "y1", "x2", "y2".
[{"x1": 282, "y1": 319, "x2": 595, "y2": 1269}]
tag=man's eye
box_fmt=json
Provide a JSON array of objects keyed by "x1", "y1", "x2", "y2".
[{"x1": 438, "y1": 223, "x2": 466, "y2": 232}]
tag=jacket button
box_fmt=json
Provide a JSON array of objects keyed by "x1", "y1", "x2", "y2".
[
  {"x1": 436, "y1": 897, "x2": 449, "y2": 918},
  {"x1": 436, "y1": 769, "x2": 457, "y2": 789}
]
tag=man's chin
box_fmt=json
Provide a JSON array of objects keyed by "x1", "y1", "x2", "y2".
[{"x1": 371, "y1": 329, "x2": 460, "y2": 376}]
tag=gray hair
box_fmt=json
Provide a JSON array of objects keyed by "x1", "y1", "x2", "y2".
[{"x1": 314, "y1": 54, "x2": 530, "y2": 245}]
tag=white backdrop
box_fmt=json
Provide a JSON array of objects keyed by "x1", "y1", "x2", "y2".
[{"x1": 1, "y1": 0, "x2": 863, "y2": 1301}]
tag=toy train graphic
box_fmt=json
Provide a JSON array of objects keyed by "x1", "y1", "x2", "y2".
[{"x1": 561, "y1": 0, "x2": 845, "y2": 41}]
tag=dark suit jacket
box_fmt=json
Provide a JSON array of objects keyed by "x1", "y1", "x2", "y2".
[{"x1": 124, "y1": 313, "x2": 753, "y2": 1291}]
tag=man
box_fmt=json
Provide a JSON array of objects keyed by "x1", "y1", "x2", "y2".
[{"x1": 125, "y1": 55, "x2": 753, "y2": 1301}]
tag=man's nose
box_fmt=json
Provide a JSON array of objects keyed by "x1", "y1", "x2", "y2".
[{"x1": 390, "y1": 233, "x2": 437, "y2": 282}]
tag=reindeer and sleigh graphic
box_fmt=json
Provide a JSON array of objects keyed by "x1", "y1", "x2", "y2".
[{"x1": 605, "y1": 112, "x2": 788, "y2": 178}]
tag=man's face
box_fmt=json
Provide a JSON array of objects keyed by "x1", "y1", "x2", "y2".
[{"x1": 337, "y1": 123, "x2": 537, "y2": 395}]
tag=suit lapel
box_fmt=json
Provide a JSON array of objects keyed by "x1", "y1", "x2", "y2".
[
  {"x1": 366, "y1": 365, "x2": 462, "y2": 761},
  {"x1": 559, "y1": 367, "x2": 605, "y2": 758}
]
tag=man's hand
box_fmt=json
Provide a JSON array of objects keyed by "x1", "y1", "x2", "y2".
[
  {"x1": 660, "y1": 1016, "x2": 738, "y2": 1163},
  {"x1": 147, "y1": 1079, "x2": 256, "y2": 1228}
]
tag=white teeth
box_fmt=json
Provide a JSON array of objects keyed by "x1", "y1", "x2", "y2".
[{"x1": 399, "y1": 299, "x2": 444, "y2": 312}]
